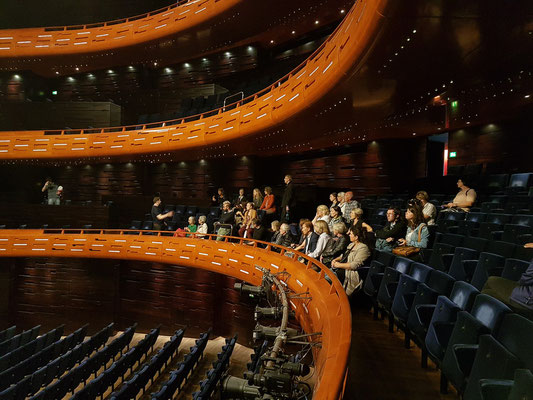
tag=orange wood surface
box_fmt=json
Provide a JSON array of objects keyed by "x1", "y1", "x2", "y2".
[
  {"x1": 0, "y1": 0, "x2": 240, "y2": 58},
  {"x1": 0, "y1": 229, "x2": 352, "y2": 400},
  {"x1": 0, "y1": 0, "x2": 390, "y2": 161}
]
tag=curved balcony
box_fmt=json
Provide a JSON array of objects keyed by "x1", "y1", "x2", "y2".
[
  {"x1": 0, "y1": 0, "x2": 392, "y2": 161},
  {"x1": 0, "y1": 229, "x2": 351, "y2": 400},
  {"x1": 0, "y1": 0, "x2": 240, "y2": 58}
]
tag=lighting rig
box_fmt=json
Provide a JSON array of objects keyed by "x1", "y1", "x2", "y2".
[{"x1": 222, "y1": 266, "x2": 320, "y2": 399}]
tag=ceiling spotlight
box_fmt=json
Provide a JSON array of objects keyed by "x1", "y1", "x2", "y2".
[
  {"x1": 75, "y1": 67, "x2": 79, "y2": 71},
  {"x1": 525, "y1": 94, "x2": 531, "y2": 98},
  {"x1": 315, "y1": 20, "x2": 319, "y2": 24},
  {"x1": 291, "y1": 30, "x2": 295, "y2": 34},
  {"x1": 270, "y1": 40, "x2": 274, "y2": 44},
  {"x1": 340, "y1": 9, "x2": 345, "y2": 14},
  {"x1": 107, "y1": 69, "x2": 113, "y2": 74},
  {"x1": 55, "y1": 71, "x2": 59, "y2": 75},
  {"x1": 153, "y1": 62, "x2": 158, "y2": 66}
]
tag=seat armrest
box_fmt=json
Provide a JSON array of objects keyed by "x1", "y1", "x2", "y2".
[{"x1": 453, "y1": 343, "x2": 479, "y2": 377}]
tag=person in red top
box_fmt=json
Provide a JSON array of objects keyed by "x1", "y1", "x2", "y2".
[{"x1": 260, "y1": 186, "x2": 276, "y2": 214}]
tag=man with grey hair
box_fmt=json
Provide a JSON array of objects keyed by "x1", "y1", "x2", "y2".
[
  {"x1": 274, "y1": 223, "x2": 293, "y2": 248},
  {"x1": 342, "y1": 191, "x2": 361, "y2": 221}
]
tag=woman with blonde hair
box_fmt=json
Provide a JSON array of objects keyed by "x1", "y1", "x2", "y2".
[
  {"x1": 312, "y1": 204, "x2": 331, "y2": 225},
  {"x1": 308, "y1": 220, "x2": 331, "y2": 259},
  {"x1": 349, "y1": 208, "x2": 373, "y2": 232},
  {"x1": 252, "y1": 188, "x2": 264, "y2": 209}
]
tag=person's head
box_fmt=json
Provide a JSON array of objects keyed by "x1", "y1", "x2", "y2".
[
  {"x1": 330, "y1": 205, "x2": 342, "y2": 218},
  {"x1": 239, "y1": 188, "x2": 245, "y2": 196},
  {"x1": 280, "y1": 223, "x2": 290, "y2": 234},
  {"x1": 299, "y1": 218, "x2": 310, "y2": 227},
  {"x1": 271, "y1": 220, "x2": 280, "y2": 232},
  {"x1": 218, "y1": 188, "x2": 224, "y2": 196},
  {"x1": 246, "y1": 202, "x2": 254, "y2": 210},
  {"x1": 316, "y1": 205, "x2": 329, "y2": 217},
  {"x1": 301, "y1": 221, "x2": 314, "y2": 235},
  {"x1": 329, "y1": 192, "x2": 337, "y2": 202},
  {"x1": 153, "y1": 196, "x2": 161, "y2": 206},
  {"x1": 457, "y1": 178, "x2": 470, "y2": 190},
  {"x1": 222, "y1": 200, "x2": 231, "y2": 211},
  {"x1": 344, "y1": 191, "x2": 354, "y2": 202},
  {"x1": 386, "y1": 207, "x2": 401, "y2": 223},
  {"x1": 350, "y1": 207, "x2": 364, "y2": 221},
  {"x1": 407, "y1": 198, "x2": 422, "y2": 209},
  {"x1": 332, "y1": 222, "x2": 347, "y2": 236},
  {"x1": 284, "y1": 175, "x2": 292, "y2": 185},
  {"x1": 253, "y1": 188, "x2": 262, "y2": 198},
  {"x1": 337, "y1": 192, "x2": 345, "y2": 203},
  {"x1": 264, "y1": 186, "x2": 272, "y2": 195},
  {"x1": 252, "y1": 218, "x2": 261, "y2": 228},
  {"x1": 348, "y1": 225, "x2": 366, "y2": 244},
  {"x1": 405, "y1": 205, "x2": 425, "y2": 228},
  {"x1": 314, "y1": 220, "x2": 330, "y2": 235},
  {"x1": 416, "y1": 191, "x2": 429, "y2": 204},
  {"x1": 198, "y1": 215, "x2": 207, "y2": 224},
  {"x1": 188, "y1": 216, "x2": 196, "y2": 225},
  {"x1": 45, "y1": 176, "x2": 53, "y2": 183}
]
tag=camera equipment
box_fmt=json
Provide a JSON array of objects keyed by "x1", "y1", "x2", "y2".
[{"x1": 234, "y1": 282, "x2": 268, "y2": 299}]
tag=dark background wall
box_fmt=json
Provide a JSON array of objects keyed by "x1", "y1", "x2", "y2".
[
  {"x1": 0, "y1": 0, "x2": 174, "y2": 29},
  {"x1": 0, "y1": 258, "x2": 255, "y2": 343}
]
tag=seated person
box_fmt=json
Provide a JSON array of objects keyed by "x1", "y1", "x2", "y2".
[
  {"x1": 252, "y1": 188, "x2": 264, "y2": 209},
  {"x1": 196, "y1": 215, "x2": 208, "y2": 237},
  {"x1": 375, "y1": 207, "x2": 407, "y2": 251},
  {"x1": 321, "y1": 222, "x2": 349, "y2": 267},
  {"x1": 337, "y1": 192, "x2": 346, "y2": 215},
  {"x1": 443, "y1": 178, "x2": 476, "y2": 212},
  {"x1": 330, "y1": 226, "x2": 371, "y2": 295},
  {"x1": 292, "y1": 220, "x2": 318, "y2": 255},
  {"x1": 416, "y1": 191, "x2": 437, "y2": 225},
  {"x1": 151, "y1": 196, "x2": 174, "y2": 230},
  {"x1": 273, "y1": 223, "x2": 293, "y2": 248},
  {"x1": 259, "y1": 186, "x2": 276, "y2": 214},
  {"x1": 397, "y1": 205, "x2": 429, "y2": 256},
  {"x1": 329, "y1": 192, "x2": 338, "y2": 208},
  {"x1": 349, "y1": 208, "x2": 373, "y2": 232},
  {"x1": 307, "y1": 220, "x2": 331, "y2": 259},
  {"x1": 215, "y1": 201, "x2": 235, "y2": 240},
  {"x1": 270, "y1": 220, "x2": 281, "y2": 243},
  {"x1": 237, "y1": 202, "x2": 257, "y2": 238},
  {"x1": 184, "y1": 216, "x2": 197, "y2": 233},
  {"x1": 342, "y1": 191, "x2": 361, "y2": 221},
  {"x1": 234, "y1": 188, "x2": 247, "y2": 206},
  {"x1": 328, "y1": 205, "x2": 345, "y2": 233},
  {"x1": 251, "y1": 218, "x2": 267, "y2": 242},
  {"x1": 312, "y1": 205, "x2": 331, "y2": 225},
  {"x1": 482, "y1": 248, "x2": 533, "y2": 317}
]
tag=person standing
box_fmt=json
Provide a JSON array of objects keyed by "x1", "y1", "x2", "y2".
[
  {"x1": 42, "y1": 177, "x2": 60, "y2": 205},
  {"x1": 151, "y1": 197, "x2": 174, "y2": 230},
  {"x1": 281, "y1": 174, "x2": 295, "y2": 223}
]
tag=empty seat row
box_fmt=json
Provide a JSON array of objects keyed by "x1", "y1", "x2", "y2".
[
  {"x1": 0, "y1": 325, "x2": 40, "y2": 357},
  {"x1": 0, "y1": 327, "x2": 16, "y2": 344},
  {"x1": 151, "y1": 329, "x2": 211, "y2": 400}
]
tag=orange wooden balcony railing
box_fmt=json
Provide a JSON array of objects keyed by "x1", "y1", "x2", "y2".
[
  {"x1": 0, "y1": 229, "x2": 352, "y2": 400},
  {"x1": 0, "y1": 0, "x2": 239, "y2": 58},
  {"x1": 0, "y1": 0, "x2": 391, "y2": 161}
]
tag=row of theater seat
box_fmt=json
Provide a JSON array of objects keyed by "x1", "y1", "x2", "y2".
[
  {"x1": 193, "y1": 334, "x2": 238, "y2": 400},
  {"x1": 110, "y1": 328, "x2": 184, "y2": 399},
  {"x1": 0, "y1": 325, "x2": 41, "y2": 358},
  {"x1": 151, "y1": 329, "x2": 211, "y2": 400},
  {"x1": 362, "y1": 247, "x2": 533, "y2": 399}
]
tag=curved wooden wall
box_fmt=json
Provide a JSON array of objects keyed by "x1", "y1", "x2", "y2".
[
  {"x1": 0, "y1": 0, "x2": 390, "y2": 161},
  {"x1": 0, "y1": 229, "x2": 351, "y2": 400},
  {"x1": 0, "y1": 0, "x2": 240, "y2": 58}
]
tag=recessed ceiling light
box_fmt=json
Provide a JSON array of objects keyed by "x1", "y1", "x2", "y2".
[
  {"x1": 340, "y1": 9, "x2": 345, "y2": 14},
  {"x1": 525, "y1": 94, "x2": 531, "y2": 98},
  {"x1": 315, "y1": 20, "x2": 319, "y2": 24}
]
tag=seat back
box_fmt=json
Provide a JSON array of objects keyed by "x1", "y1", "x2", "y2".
[
  {"x1": 511, "y1": 214, "x2": 533, "y2": 227},
  {"x1": 408, "y1": 263, "x2": 432, "y2": 283},
  {"x1": 470, "y1": 294, "x2": 512, "y2": 333},
  {"x1": 509, "y1": 369, "x2": 533, "y2": 400},
  {"x1": 462, "y1": 237, "x2": 488, "y2": 253},
  {"x1": 508, "y1": 173, "x2": 532, "y2": 189},
  {"x1": 426, "y1": 270, "x2": 455, "y2": 296},
  {"x1": 501, "y1": 258, "x2": 531, "y2": 281},
  {"x1": 465, "y1": 212, "x2": 486, "y2": 223},
  {"x1": 449, "y1": 281, "x2": 479, "y2": 312},
  {"x1": 497, "y1": 313, "x2": 533, "y2": 371},
  {"x1": 470, "y1": 252, "x2": 506, "y2": 290},
  {"x1": 392, "y1": 257, "x2": 413, "y2": 274},
  {"x1": 375, "y1": 250, "x2": 396, "y2": 268},
  {"x1": 447, "y1": 247, "x2": 480, "y2": 281},
  {"x1": 485, "y1": 213, "x2": 512, "y2": 225},
  {"x1": 486, "y1": 240, "x2": 516, "y2": 258}
]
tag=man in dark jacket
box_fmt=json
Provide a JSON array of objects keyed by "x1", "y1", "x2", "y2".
[
  {"x1": 281, "y1": 174, "x2": 295, "y2": 223},
  {"x1": 374, "y1": 207, "x2": 407, "y2": 252}
]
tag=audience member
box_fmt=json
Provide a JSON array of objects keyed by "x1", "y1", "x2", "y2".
[
  {"x1": 184, "y1": 216, "x2": 197, "y2": 233},
  {"x1": 375, "y1": 207, "x2": 407, "y2": 251},
  {"x1": 397, "y1": 205, "x2": 429, "y2": 251},
  {"x1": 251, "y1": 219, "x2": 267, "y2": 241},
  {"x1": 260, "y1": 186, "x2": 276, "y2": 214},
  {"x1": 270, "y1": 220, "x2": 281, "y2": 243},
  {"x1": 329, "y1": 192, "x2": 338, "y2": 208},
  {"x1": 337, "y1": 192, "x2": 346, "y2": 215},
  {"x1": 331, "y1": 226, "x2": 371, "y2": 295},
  {"x1": 416, "y1": 191, "x2": 437, "y2": 225},
  {"x1": 308, "y1": 220, "x2": 331, "y2": 259},
  {"x1": 252, "y1": 188, "x2": 264, "y2": 209},
  {"x1": 312, "y1": 205, "x2": 331, "y2": 225},
  {"x1": 349, "y1": 208, "x2": 373, "y2": 232},
  {"x1": 197, "y1": 215, "x2": 208, "y2": 237},
  {"x1": 342, "y1": 191, "x2": 361, "y2": 221},
  {"x1": 42, "y1": 177, "x2": 61, "y2": 205},
  {"x1": 320, "y1": 222, "x2": 349, "y2": 267},
  {"x1": 328, "y1": 205, "x2": 345, "y2": 233},
  {"x1": 274, "y1": 223, "x2": 293, "y2": 248},
  {"x1": 292, "y1": 220, "x2": 318, "y2": 255},
  {"x1": 151, "y1": 197, "x2": 174, "y2": 230},
  {"x1": 216, "y1": 200, "x2": 235, "y2": 240},
  {"x1": 234, "y1": 188, "x2": 247, "y2": 206},
  {"x1": 443, "y1": 178, "x2": 476, "y2": 212},
  {"x1": 281, "y1": 174, "x2": 295, "y2": 222},
  {"x1": 237, "y1": 202, "x2": 257, "y2": 237},
  {"x1": 211, "y1": 187, "x2": 227, "y2": 207}
]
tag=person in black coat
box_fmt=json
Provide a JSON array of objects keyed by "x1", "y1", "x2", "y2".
[
  {"x1": 374, "y1": 207, "x2": 407, "y2": 251},
  {"x1": 321, "y1": 222, "x2": 350, "y2": 267},
  {"x1": 292, "y1": 220, "x2": 318, "y2": 255},
  {"x1": 281, "y1": 174, "x2": 295, "y2": 222}
]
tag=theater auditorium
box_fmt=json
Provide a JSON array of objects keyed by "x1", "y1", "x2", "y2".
[{"x1": 0, "y1": 0, "x2": 532, "y2": 399}]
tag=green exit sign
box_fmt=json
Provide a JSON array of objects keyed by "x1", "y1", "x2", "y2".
[{"x1": 449, "y1": 151, "x2": 457, "y2": 158}]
